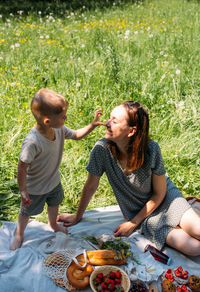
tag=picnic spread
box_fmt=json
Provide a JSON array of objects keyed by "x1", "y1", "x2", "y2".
[{"x1": 0, "y1": 205, "x2": 200, "y2": 292}]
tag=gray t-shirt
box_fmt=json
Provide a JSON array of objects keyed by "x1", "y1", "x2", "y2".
[{"x1": 20, "y1": 126, "x2": 75, "y2": 195}]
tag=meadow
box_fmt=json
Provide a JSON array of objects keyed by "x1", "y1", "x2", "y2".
[{"x1": 0, "y1": 0, "x2": 199, "y2": 223}]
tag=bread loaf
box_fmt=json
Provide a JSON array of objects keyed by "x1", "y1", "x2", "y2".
[{"x1": 76, "y1": 249, "x2": 126, "y2": 265}]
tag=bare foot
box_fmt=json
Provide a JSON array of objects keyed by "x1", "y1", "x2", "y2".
[
  {"x1": 10, "y1": 234, "x2": 23, "y2": 250},
  {"x1": 51, "y1": 223, "x2": 68, "y2": 235}
]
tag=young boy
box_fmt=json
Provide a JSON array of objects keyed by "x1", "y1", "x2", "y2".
[{"x1": 10, "y1": 88, "x2": 104, "y2": 250}]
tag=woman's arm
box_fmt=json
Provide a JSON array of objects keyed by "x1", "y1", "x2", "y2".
[
  {"x1": 57, "y1": 173, "x2": 100, "y2": 226},
  {"x1": 114, "y1": 174, "x2": 167, "y2": 237}
]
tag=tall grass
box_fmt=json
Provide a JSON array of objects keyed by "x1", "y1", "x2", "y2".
[{"x1": 0, "y1": 0, "x2": 199, "y2": 223}]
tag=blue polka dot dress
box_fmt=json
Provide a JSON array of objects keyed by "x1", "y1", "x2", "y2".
[{"x1": 86, "y1": 138, "x2": 191, "y2": 250}]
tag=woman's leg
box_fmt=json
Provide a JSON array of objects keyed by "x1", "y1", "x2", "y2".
[
  {"x1": 179, "y1": 207, "x2": 200, "y2": 240},
  {"x1": 166, "y1": 227, "x2": 200, "y2": 256},
  {"x1": 166, "y1": 208, "x2": 200, "y2": 256}
]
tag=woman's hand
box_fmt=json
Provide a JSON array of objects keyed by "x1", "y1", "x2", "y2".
[
  {"x1": 56, "y1": 213, "x2": 80, "y2": 227},
  {"x1": 113, "y1": 221, "x2": 137, "y2": 237}
]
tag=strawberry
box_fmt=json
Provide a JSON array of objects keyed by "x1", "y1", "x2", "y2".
[
  {"x1": 115, "y1": 271, "x2": 122, "y2": 278},
  {"x1": 109, "y1": 272, "x2": 116, "y2": 279},
  {"x1": 101, "y1": 282, "x2": 107, "y2": 289},
  {"x1": 177, "y1": 266, "x2": 183, "y2": 273},
  {"x1": 175, "y1": 270, "x2": 181, "y2": 277},
  {"x1": 97, "y1": 273, "x2": 104, "y2": 279},
  {"x1": 115, "y1": 279, "x2": 121, "y2": 284}
]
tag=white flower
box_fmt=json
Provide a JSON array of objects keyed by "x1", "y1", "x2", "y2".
[
  {"x1": 10, "y1": 45, "x2": 15, "y2": 49},
  {"x1": 40, "y1": 35, "x2": 44, "y2": 39},
  {"x1": 10, "y1": 82, "x2": 16, "y2": 86},
  {"x1": 147, "y1": 26, "x2": 150, "y2": 31},
  {"x1": 15, "y1": 43, "x2": 20, "y2": 47},
  {"x1": 38, "y1": 11, "x2": 42, "y2": 15},
  {"x1": 17, "y1": 10, "x2": 23, "y2": 15},
  {"x1": 0, "y1": 15, "x2": 2, "y2": 18},
  {"x1": 81, "y1": 44, "x2": 85, "y2": 48},
  {"x1": 134, "y1": 31, "x2": 138, "y2": 34},
  {"x1": 160, "y1": 51, "x2": 164, "y2": 55},
  {"x1": 46, "y1": 35, "x2": 49, "y2": 39},
  {"x1": 176, "y1": 101, "x2": 185, "y2": 109},
  {"x1": 149, "y1": 34, "x2": 153, "y2": 38},
  {"x1": 125, "y1": 30, "x2": 130, "y2": 36},
  {"x1": 176, "y1": 69, "x2": 181, "y2": 75},
  {"x1": 76, "y1": 82, "x2": 81, "y2": 87},
  {"x1": 164, "y1": 54, "x2": 168, "y2": 57}
]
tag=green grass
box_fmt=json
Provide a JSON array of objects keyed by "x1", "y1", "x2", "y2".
[{"x1": 0, "y1": 0, "x2": 199, "y2": 223}]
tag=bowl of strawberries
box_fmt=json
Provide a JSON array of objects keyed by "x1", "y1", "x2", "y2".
[{"x1": 90, "y1": 265, "x2": 130, "y2": 292}]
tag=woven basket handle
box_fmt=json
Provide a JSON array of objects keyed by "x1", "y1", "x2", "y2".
[{"x1": 72, "y1": 249, "x2": 87, "y2": 268}]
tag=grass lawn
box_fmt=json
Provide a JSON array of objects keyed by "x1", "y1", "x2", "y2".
[{"x1": 0, "y1": 0, "x2": 199, "y2": 223}]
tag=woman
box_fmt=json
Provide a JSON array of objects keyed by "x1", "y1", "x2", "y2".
[{"x1": 57, "y1": 101, "x2": 200, "y2": 256}]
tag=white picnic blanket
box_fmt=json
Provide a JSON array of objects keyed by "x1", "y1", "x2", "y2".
[{"x1": 0, "y1": 205, "x2": 200, "y2": 292}]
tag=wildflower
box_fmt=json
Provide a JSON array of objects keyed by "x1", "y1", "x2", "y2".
[
  {"x1": 38, "y1": 11, "x2": 42, "y2": 15},
  {"x1": 125, "y1": 30, "x2": 130, "y2": 36},
  {"x1": 15, "y1": 43, "x2": 20, "y2": 47},
  {"x1": 10, "y1": 45, "x2": 15, "y2": 49},
  {"x1": 81, "y1": 44, "x2": 85, "y2": 48},
  {"x1": 176, "y1": 69, "x2": 181, "y2": 75},
  {"x1": 76, "y1": 82, "x2": 81, "y2": 87},
  {"x1": 149, "y1": 34, "x2": 153, "y2": 38},
  {"x1": 134, "y1": 31, "x2": 138, "y2": 34},
  {"x1": 175, "y1": 101, "x2": 185, "y2": 110}
]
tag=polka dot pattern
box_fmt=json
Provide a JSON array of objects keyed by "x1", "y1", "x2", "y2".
[{"x1": 86, "y1": 138, "x2": 191, "y2": 250}]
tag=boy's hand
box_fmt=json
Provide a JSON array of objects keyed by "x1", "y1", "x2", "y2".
[
  {"x1": 21, "y1": 191, "x2": 33, "y2": 210},
  {"x1": 92, "y1": 109, "x2": 106, "y2": 127}
]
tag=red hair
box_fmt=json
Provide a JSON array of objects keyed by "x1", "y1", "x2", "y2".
[{"x1": 109, "y1": 101, "x2": 150, "y2": 172}]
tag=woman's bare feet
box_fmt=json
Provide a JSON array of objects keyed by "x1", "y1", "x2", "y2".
[{"x1": 10, "y1": 234, "x2": 23, "y2": 250}]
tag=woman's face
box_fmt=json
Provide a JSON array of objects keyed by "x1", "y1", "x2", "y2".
[{"x1": 105, "y1": 105, "x2": 132, "y2": 144}]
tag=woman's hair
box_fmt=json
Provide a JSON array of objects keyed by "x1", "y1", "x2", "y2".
[
  {"x1": 31, "y1": 88, "x2": 68, "y2": 122},
  {"x1": 109, "y1": 101, "x2": 150, "y2": 172}
]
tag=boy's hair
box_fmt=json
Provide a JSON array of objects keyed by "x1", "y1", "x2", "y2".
[{"x1": 31, "y1": 88, "x2": 68, "y2": 122}]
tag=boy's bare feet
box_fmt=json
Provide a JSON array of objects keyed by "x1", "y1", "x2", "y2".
[
  {"x1": 10, "y1": 234, "x2": 23, "y2": 250},
  {"x1": 50, "y1": 223, "x2": 68, "y2": 235}
]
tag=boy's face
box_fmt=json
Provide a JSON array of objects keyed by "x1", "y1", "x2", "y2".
[{"x1": 48, "y1": 106, "x2": 68, "y2": 128}]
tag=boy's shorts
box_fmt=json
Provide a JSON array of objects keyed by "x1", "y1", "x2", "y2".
[{"x1": 20, "y1": 183, "x2": 64, "y2": 216}]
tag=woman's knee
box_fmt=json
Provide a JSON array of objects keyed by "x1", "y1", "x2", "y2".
[
  {"x1": 166, "y1": 228, "x2": 200, "y2": 256},
  {"x1": 180, "y1": 208, "x2": 200, "y2": 239}
]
